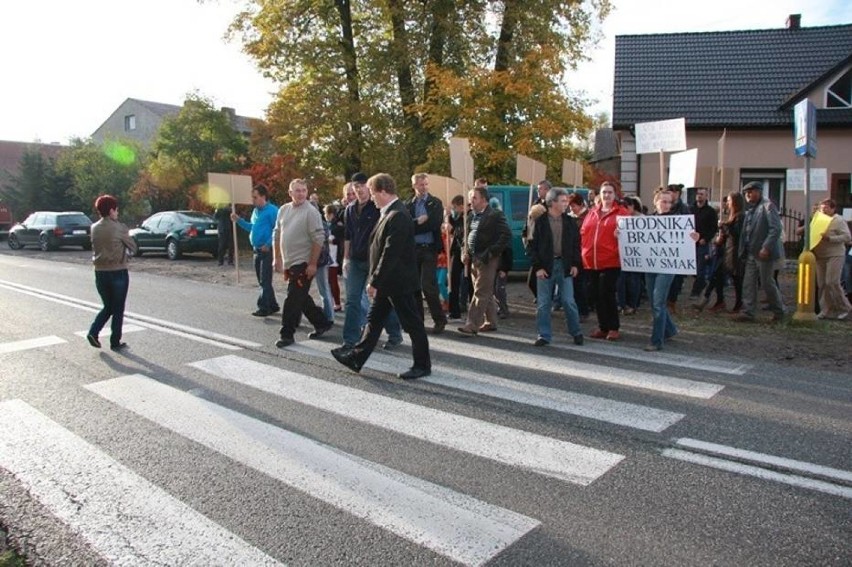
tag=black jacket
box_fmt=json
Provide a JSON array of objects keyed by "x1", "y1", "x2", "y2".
[
  {"x1": 691, "y1": 202, "x2": 718, "y2": 244},
  {"x1": 406, "y1": 193, "x2": 444, "y2": 253},
  {"x1": 369, "y1": 200, "x2": 420, "y2": 296},
  {"x1": 464, "y1": 205, "x2": 511, "y2": 263},
  {"x1": 526, "y1": 212, "x2": 582, "y2": 277}
]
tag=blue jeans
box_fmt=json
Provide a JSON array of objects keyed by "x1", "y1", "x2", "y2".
[
  {"x1": 645, "y1": 272, "x2": 677, "y2": 348},
  {"x1": 315, "y1": 264, "x2": 334, "y2": 323},
  {"x1": 535, "y1": 259, "x2": 582, "y2": 342},
  {"x1": 89, "y1": 269, "x2": 129, "y2": 347},
  {"x1": 254, "y1": 249, "x2": 278, "y2": 312},
  {"x1": 343, "y1": 259, "x2": 402, "y2": 346},
  {"x1": 617, "y1": 271, "x2": 642, "y2": 310}
]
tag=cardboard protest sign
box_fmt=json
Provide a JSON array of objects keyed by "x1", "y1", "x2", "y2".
[
  {"x1": 562, "y1": 159, "x2": 583, "y2": 186},
  {"x1": 617, "y1": 215, "x2": 697, "y2": 275},
  {"x1": 809, "y1": 211, "x2": 832, "y2": 250},
  {"x1": 449, "y1": 137, "x2": 472, "y2": 187},
  {"x1": 207, "y1": 173, "x2": 253, "y2": 205},
  {"x1": 428, "y1": 174, "x2": 465, "y2": 207},
  {"x1": 634, "y1": 118, "x2": 686, "y2": 155},
  {"x1": 667, "y1": 149, "x2": 697, "y2": 188},
  {"x1": 516, "y1": 155, "x2": 546, "y2": 185}
]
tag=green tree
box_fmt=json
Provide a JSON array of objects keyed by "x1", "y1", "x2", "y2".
[
  {"x1": 142, "y1": 94, "x2": 250, "y2": 211},
  {"x1": 55, "y1": 138, "x2": 146, "y2": 222},
  {"x1": 1, "y1": 149, "x2": 77, "y2": 217},
  {"x1": 226, "y1": 0, "x2": 610, "y2": 185}
]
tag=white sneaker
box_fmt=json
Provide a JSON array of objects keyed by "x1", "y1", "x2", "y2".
[
  {"x1": 816, "y1": 312, "x2": 826, "y2": 319},
  {"x1": 838, "y1": 311, "x2": 849, "y2": 320}
]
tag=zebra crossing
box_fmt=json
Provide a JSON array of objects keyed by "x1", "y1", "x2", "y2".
[{"x1": 1, "y1": 319, "x2": 849, "y2": 565}]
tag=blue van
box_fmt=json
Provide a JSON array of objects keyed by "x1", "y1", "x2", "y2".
[{"x1": 485, "y1": 185, "x2": 590, "y2": 271}]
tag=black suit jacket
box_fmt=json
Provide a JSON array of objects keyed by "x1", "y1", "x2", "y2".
[
  {"x1": 526, "y1": 212, "x2": 582, "y2": 277},
  {"x1": 369, "y1": 199, "x2": 421, "y2": 296},
  {"x1": 406, "y1": 193, "x2": 444, "y2": 253}
]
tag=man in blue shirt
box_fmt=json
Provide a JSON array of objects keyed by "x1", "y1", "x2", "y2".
[
  {"x1": 231, "y1": 184, "x2": 279, "y2": 316},
  {"x1": 406, "y1": 173, "x2": 447, "y2": 334}
]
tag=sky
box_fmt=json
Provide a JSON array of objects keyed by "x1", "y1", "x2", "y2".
[{"x1": 1, "y1": 0, "x2": 850, "y2": 145}]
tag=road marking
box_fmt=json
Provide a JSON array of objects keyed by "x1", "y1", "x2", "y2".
[
  {"x1": 74, "y1": 324, "x2": 146, "y2": 339},
  {"x1": 0, "y1": 280, "x2": 251, "y2": 350},
  {"x1": 0, "y1": 335, "x2": 66, "y2": 355},
  {"x1": 0, "y1": 399, "x2": 281, "y2": 566},
  {"x1": 296, "y1": 341, "x2": 684, "y2": 433},
  {"x1": 662, "y1": 448, "x2": 852, "y2": 500},
  {"x1": 674, "y1": 438, "x2": 852, "y2": 484},
  {"x1": 428, "y1": 335, "x2": 724, "y2": 399},
  {"x1": 190, "y1": 355, "x2": 624, "y2": 485},
  {"x1": 86, "y1": 375, "x2": 540, "y2": 566}
]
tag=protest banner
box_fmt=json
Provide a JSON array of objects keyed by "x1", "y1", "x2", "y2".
[
  {"x1": 808, "y1": 211, "x2": 832, "y2": 250},
  {"x1": 667, "y1": 149, "x2": 697, "y2": 189},
  {"x1": 634, "y1": 118, "x2": 687, "y2": 155},
  {"x1": 617, "y1": 215, "x2": 697, "y2": 275},
  {"x1": 516, "y1": 155, "x2": 546, "y2": 185},
  {"x1": 428, "y1": 174, "x2": 465, "y2": 207},
  {"x1": 207, "y1": 172, "x2": 254, "y2": 283},
  {"x1": 449, "y1": 137, "x2": 473, "y2": 188},
  {"x1": 562, "y1": 159, "x2": 583, "y2": 186}
]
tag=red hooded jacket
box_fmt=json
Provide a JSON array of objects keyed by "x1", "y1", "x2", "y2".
[{"x1": 580, "y1": 203, "x2": 627, "y2": 270}]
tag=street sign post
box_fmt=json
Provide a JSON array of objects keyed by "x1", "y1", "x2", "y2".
[{"x1": 791, "y1": 99, "x2": 817, "y2": 322}]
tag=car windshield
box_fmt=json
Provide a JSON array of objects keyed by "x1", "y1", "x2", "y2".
[
  {"x1": 58, "y1": 214, "x2": 92, "y2": 227},
  {"x1": 177, "y1": 212, "x2": 214, "y2": 223}
]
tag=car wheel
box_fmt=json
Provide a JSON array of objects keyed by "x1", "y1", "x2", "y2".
[
  {"x1": 166, "y1": 239, "x2": 181, "y2": 260},
  {"x1": 8, "y1": 234, "x2": 23, "y2": 250},
  {"x1": 39, "y1": 234, "x2": 55, "y2": 251}
]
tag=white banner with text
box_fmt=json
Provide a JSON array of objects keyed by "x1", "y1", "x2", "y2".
[{"x1": 617, "y1": 215, "x2": 697, "y2": 275}]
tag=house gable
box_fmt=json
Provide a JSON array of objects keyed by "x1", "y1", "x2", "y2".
[{"x1": 612, "y1": 23, "x2": 852, "y2": 129}]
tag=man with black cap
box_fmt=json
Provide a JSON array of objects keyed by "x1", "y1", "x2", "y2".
[{"x1": 734, "y1": 181, "x2": 784, "y2": 322}]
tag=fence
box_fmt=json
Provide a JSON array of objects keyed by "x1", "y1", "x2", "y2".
[{"x1": 779, "y1": 207, "x2": 804, "y2": 259}]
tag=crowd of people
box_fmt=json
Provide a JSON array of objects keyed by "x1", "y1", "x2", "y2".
[{"x1": 84, "y1": 174, "x2": 851, "y2": 374}]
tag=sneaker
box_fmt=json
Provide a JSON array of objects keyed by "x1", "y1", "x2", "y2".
[
  {"x1": 533, "y1": 338, "x2": 549, "y2": 347},
  {"x1": 590, "y1": 329, "x2": 607, "y2": 339},
  {"x1": 606, "y1": 330, "x2": 620, "y2": 341},
  {"x1": 838, "y1": 311, "x2": 849, "y2": 320}
]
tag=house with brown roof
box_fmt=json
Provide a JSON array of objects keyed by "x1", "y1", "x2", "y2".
[
  {"x1": 91, "y1": 98, "x2": 259, "y2": 147},
  {"x1": 611, "y1": 15, "x2": 852, "y2": 215}
]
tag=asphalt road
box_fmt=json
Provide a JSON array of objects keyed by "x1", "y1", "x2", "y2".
[{"x1": 0, "y1": 253, "x2": 850, "y2": 566}]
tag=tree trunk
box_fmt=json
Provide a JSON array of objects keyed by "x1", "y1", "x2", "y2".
[{"x1": 335, "y1": 0, "x2": 363, "y2": 178}]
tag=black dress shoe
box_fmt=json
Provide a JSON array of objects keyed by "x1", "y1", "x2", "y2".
[
  {"x1": 308, "y1": 321, "x2": 334, "y2": 339},
  {"x1": 270, "y1": 305, "x2": 281, "y2": 314},
  {"x1": 275, "y1": 337, "x2": 294, "y2": 348},
  {"x1": 86, "y1": 334, "x2": 101, "y2": 348},
  {"x1": 432, "y1": 320, "x2": 446, "y2": 335},
  {"x1": 110, "y1": 342, "x2": 128, "y2": 352},
  {"x1": 533, "y1": 338, "x2": 549, "y2": 347},
  {"x1": 252, "y1": 309, "x2": 271, "y2": 317},
  {"x1": 573, "y1": 334, "x2": 584, "y2": 346},
  {"x1": 331, "y1": 347, "x2": 363, "y2": 373},
  {"x1": 382, "y1": 338, "x2": 402, "y2": 350},
  {"x1": 398, "y1": 367, "x2": 430, "y2": 380}
]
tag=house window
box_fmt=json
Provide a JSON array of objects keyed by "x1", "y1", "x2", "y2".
[
  {"x1": 124, "y1": 114, "x2": 137, "y2": 131},
  {"x1": 826, "y1": 69, "x2": 851, "y2": 108}
]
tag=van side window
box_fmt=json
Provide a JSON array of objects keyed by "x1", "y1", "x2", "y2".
[{"x1": 510, "y1": 192, "x2": 529, "y2": 222}]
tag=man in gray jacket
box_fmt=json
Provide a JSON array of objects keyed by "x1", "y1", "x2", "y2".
[{"x1": 734, "y1": 182, "x2": 784, "y2": 322}]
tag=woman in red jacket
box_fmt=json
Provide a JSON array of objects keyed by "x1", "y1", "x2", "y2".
[{"x1": 581, "y1": 182, "x2": 628, "y2": 340}]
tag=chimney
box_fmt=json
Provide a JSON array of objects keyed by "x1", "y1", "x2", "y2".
[
  {"x1": 221, "y1": 107, "x2": 237, "y2": 126},
  {"x1": 786, "y1": 14, "x2": 801, "y2": 29}
]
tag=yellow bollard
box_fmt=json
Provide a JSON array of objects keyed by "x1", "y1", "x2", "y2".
[{"x1": 792, "y1": 250, "x2": 818, "y2": 322}]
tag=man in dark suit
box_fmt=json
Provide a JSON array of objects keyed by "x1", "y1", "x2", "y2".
[{"x1": 331, "y1": 173, "x2": 431, "y2": 379}]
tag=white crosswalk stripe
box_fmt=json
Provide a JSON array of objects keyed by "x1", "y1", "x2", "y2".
[
  {"x1": 0, "y1": 335, "x2": 66, "y2": 355},
  {"x1": 85, "y1": 374, "x2": 541, "y2": 566},
  {"x1": 296, "y1": 340, "x2": 685, "y2": 432},
  {"x1": 190, "y1": 354, "x2": 625, "y2": 485},
  {"x1": 427, "y1": 334, "x2": 724, "y2": 398},
  {"x1": 0, "y1": 399, "x2": 282, "y2": 566}
]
